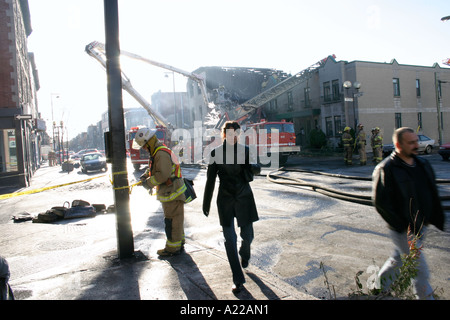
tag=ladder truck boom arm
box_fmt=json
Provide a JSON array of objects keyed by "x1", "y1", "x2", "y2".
[
  {"x1": 86, "y1": 41, "x2": 210, "y2": 108},
  {"x1": 85, "y1": 41, "x2": 171, "y2": 129},
  {"x1": 215, "y1": 55, "x2": 335, "y2": 129}
]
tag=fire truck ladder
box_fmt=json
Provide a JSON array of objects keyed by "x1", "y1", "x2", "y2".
[
  {"x1": 215, "y1": 55, "x2": 334, "y2": 129},
  {"x1": 85, "y1": 41, "x2": 171, "y2": 129}
]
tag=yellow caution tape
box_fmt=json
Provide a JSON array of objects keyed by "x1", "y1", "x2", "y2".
[
  {"x1": 1, "y1": 170, "x2": 147, "y2": 200},
  {"x1": 0, "y1": 174, "x2": 106, "y2": 200},
  {"x1": 108, "y1": 171, "x2": 143, "y2": 193}
]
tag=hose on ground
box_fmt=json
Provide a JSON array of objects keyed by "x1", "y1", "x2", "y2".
[{"x1": 266, "y1": 168, "x2": 450, "y2": 210}]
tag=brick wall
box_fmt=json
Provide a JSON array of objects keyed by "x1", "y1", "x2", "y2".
[
  {"x1": 0, "y1": 0, "x2": 32, "y2": 111},
  {"x1": 0, "y1": 0, "x2": 15, "y2": 108}
]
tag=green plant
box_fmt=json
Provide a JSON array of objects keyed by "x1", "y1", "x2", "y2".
[
  {"x1": 320, "y1": 261, "x2": 336, "y2": 299},
  {"x1": 309, "y1": 129, "x2": 327, "y2": 149}
]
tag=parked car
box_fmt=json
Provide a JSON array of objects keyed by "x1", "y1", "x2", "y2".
[
  {"x1": 438, "y1": 142, "x2": 450, "y2": 161},
  {"x1": 417, "y1": 134, "x2": 435, "y2": 154},
  {"x1": 383, "y1": 134, "x2": 435, "y2": 157},
  {"x1": 383, "y1": 144, "x2": 394, "y2": 158},
  {"x1": 79, "y1": 152, "x2": 107, "y2": 173}
]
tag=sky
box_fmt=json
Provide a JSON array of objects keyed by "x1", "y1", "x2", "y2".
[{"x1": 26, "y1": 0, "x2": 450, "y2": 140}]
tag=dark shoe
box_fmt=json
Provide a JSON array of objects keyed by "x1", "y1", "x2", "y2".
[
  {"x1": 241, "y1": 259, "x2": 248, "y2": 268},
  {"x1": 232, "y1": 283, "x2": 243, "y2": 293}
]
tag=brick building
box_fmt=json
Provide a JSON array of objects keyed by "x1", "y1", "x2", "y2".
[{"x1": 0, "y1": 0, "x2": 43, "y2": 187}]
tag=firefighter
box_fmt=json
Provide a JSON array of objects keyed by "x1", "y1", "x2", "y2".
[
  {"x1": 373, "y1": 127, "x2": 383, "y2": 164},
  {"x1": 342, "y1": 126, "x2": 353, "y2": 165},
  {"x1": 356, "y1": 123, "x2": 367, "y2": 165},
  {"x1": 133, "y1": 127, "x2": 187, "y2": 256},
  {"x1": 371, "y1": 128, "x2": 376, "y2": 163}
]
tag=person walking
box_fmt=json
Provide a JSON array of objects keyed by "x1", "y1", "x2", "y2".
[
  {"x1": 342, "y1": 126, "x2": 353, "y2": 165},
  {"x1": 202, "y1": 121, "x2": 261, "y2": 293},
  {"x1": 0, "y1": 256, "x2": 14, "y2": 300},
  {"x1": 134, "y1": 127, "x2": 187, "y2": 257},
  {"x1": 372, "y1": 127, "x2": 445, "y2": 299},
  {"x1": 356, "y1": 123, "x2": 367, "y2": 165}
]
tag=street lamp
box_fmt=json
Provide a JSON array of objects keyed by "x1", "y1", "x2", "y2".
[
  {"x1": 50, "y1": 93, "x2": 60, "y2": 151},
  {"x1": 343, "y1": 81, "x2": 362, "y2": 128}
]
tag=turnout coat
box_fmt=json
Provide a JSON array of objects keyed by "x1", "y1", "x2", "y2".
[{"x1": 202, "y1": 141, "x2": 260, "y2": 227}]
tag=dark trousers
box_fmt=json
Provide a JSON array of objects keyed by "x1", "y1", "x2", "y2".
[{"x1": 222, "y1": 222, "x2": 254, "y2": 285}]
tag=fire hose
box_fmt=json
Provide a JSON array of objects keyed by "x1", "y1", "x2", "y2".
[{"x1": 266, "y1": 168, "x2": 450, "y2": 210}]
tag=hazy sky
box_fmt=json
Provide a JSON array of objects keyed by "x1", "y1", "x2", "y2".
[{"x1": 26, "y1": 0, "x2": 450, "y2": 139}]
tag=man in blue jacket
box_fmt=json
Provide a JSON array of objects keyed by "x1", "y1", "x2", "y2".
[{"x1": 373, "y1": 127, "x2": 445, "y2": 299}]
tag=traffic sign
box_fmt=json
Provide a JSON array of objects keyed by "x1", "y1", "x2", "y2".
[{"x1": 15, "y1": 114, "x2": 32, "y2": 120}]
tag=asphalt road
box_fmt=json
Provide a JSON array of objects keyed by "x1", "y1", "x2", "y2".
[{"x1": 1, "y1": 153, "x2": 449, "y2": 300}]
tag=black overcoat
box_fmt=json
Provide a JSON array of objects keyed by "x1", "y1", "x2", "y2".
[{"x1": 202, "y1": 141, "x2": 260, "y2": 227}]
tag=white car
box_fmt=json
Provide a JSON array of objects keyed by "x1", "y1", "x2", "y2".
[{"x1": 417, "y1": 135, "x2": 435, "y2": 154}]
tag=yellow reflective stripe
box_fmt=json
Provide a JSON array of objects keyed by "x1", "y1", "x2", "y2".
[
  {"x1": 150, "y1": 175, "x2": 161, "y2": 186},
  {"x1": 166, "y1": 240, "x2": 182, "y2": 248},
  {"x1": 158, "y1": 183, "x2": 187, "y2": 202},
  {"x1": 152, "y1": 145, "x2": 182, "y2": 180}
]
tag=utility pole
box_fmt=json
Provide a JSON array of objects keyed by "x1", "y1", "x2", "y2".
[{"x1": 103, "y1": 0, "x2": 134, "y2": 259}]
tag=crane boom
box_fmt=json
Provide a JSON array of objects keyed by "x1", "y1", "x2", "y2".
[
  {"x1": 85, "y1": 41, "x2": 171, "y2": 128},
  {"x1": 86, "y1": 41, "x2": 210, "y2": 109}
]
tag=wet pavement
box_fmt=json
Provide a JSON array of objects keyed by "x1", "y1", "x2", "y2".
[{"x1": 1, "y1": 152, "x2": 449, "y2": 306}]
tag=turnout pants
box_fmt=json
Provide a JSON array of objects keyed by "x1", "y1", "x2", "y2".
[{"x1": 162, "y1": 200, "x2": 185, "y2": 253}]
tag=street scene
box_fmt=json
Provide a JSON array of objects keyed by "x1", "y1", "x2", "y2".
[
  {"x1": 1, "y1": 0, "x2": 450, "y2": 306},
  {"x1": 1, "y1": 151, "x2": 449, "y2": 300}
]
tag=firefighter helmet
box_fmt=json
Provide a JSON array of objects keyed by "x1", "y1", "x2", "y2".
[
  {"x1": 133, "y1": 127, "x2": 157, "y2": 149},
  {"x1": 344, "y1": 126, "x2": 351, "y2": 132}
]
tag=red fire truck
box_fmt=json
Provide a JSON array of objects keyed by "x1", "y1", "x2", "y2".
[
  {"x1": 127, "y1": 125, "x2": 169, "y2": 170},
  {"x1": 245, "y1": 119, "x2": 299, "y2": 165}
]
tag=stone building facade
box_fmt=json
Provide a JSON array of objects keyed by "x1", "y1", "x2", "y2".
[
  {"x1": 262, "y1": 56, "x2": 450, "y2": 149},
  {"x1": 0, "y1": 0, "x2": 42, "y2": 187}
]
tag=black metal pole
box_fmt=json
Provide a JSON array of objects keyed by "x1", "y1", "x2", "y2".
[{"x1": 103, "y1": 0, "x2": 134, "y2": 259}]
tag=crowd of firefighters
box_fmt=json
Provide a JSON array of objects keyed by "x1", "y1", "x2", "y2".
[{"x1": 342, "y1": 124, "x2": 383, "y2": 166}]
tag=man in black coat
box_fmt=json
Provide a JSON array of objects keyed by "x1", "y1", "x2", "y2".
[
  {"x1": 203, "y1": 121, "x2": 260, "y2": 293},
  {"x1": 373, "y1": 127, "x2": 445, "y2": 299}
]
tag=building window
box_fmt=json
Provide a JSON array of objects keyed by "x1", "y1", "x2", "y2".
[
  {"x1": 0, "y1": 129, "x2": 18, "y2": 172},
  {"x1": 325, "y1": 117, "x2": 333, "y2": 137},
  {"x1": 416, "y1": 79, "x2": 421, "y2": 97},
  {"x1": 438, "y1": 81, "x2": 442, "y2": 99},
  {"x1": 334, "y1": 115, "x2": 342, "y2": 135},
  {"x1": 418, "y1": 112, "x2": 422, "y2": 130},
  {"x1": 332, "y1": 80, "x2": 340, "y2": 101},
  {"x1": 395, "y1": 113, "x2": 402, "y2": 128},
  {"x1": 304, "y1": 87, "x2": 311, "y2": 107},
  {"x1": 268, "y1": 99, "x2": 278, "y2": 112},
  {"x1": 287, "y1": 91, "x2": 293, "y2": 111},
  {"x1": 393, "y1": 78, "x2": 401, "y2": 96},
  {"x1": 323, "y1": 81, "x2": 331, "y2": 102}
]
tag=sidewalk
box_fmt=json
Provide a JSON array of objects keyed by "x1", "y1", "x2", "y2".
[
  {"x1": 2, "y1": 163, "x2": 317, "y2": 301},
  {"x1": 4, "y1": 223, "x2": 315, "y2": 301}
]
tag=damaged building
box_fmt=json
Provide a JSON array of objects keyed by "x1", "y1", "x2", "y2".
[{"x1": 187, "y1": 66, "x2": 289, "y2": 126}]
